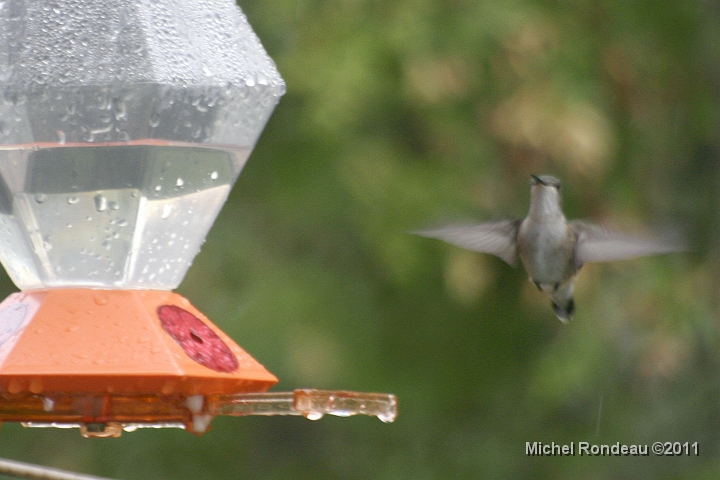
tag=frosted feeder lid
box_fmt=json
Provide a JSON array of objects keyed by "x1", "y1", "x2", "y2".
[
  {"x1": 0, "y1": 0, "x2": 286, "y2": 146},
  {"x1": 0, "y1": 0, "x2": 285, "y2": 290}
]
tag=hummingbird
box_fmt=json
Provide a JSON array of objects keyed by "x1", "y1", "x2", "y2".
[{"x1": 414, "y1": 174, "x2": 684, "y2": 323}]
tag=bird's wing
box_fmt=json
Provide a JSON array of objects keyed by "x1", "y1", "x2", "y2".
[
  {"x1": 412, "y1": 220, "x2": 522, "y2": 266},
  {"x1": 571, "y1": 220, "x2": 685, "y2": 269}
]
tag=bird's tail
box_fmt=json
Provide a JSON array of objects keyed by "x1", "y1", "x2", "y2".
[{"x1": 550, "y1": 282, "x2": 575, "y2": 323}]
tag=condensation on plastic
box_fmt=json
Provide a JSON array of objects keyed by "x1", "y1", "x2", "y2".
[
  {"x1": 0, "y1": 0, "x2": 285, "y2": 147},
  {"x1": 0, "y1": 0, "x2": 285, "y2": 289}
]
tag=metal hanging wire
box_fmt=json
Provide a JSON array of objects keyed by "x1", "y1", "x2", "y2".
[{"x1": 0, "y1": 458, "x2": 114, "y2": 480}]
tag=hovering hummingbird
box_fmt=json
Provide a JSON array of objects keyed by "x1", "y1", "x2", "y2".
[{"x1": 414, "y1": 174, "x2": 684, "y2": 323}]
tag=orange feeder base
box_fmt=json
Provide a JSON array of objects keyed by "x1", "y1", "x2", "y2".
[
  {"x1": 0, "y1": 290, "x2": 397, "y2": 436},
  {"x1": 0, "y1": 289, "x2": 278, "y2": 396}
]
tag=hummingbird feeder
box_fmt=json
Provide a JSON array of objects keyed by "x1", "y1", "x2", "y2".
[{"x1": 0, "y1": 0, "x2": 396, "y2": 437}]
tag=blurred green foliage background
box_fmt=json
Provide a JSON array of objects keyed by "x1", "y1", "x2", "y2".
[{"x1": 1, "y1": 0, "x2": 720, "y2": 478}]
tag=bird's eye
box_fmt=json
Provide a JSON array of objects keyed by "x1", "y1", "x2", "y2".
[{"x1": 555, "y1": 184, "x2": 562, "y2": 191}]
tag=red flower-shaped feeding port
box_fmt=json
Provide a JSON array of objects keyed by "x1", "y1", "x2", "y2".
[{"x1": 158, "y1": 305, "x2": 239, "y2": 373}]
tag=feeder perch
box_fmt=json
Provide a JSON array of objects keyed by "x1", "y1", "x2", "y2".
[{"x1": 0, "y1": 0, "x2": 397, "y2": 436}]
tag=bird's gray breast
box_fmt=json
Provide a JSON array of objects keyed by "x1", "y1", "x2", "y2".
[{"x1": 517, "y1": 217, "x2": 576, "y2": 285}]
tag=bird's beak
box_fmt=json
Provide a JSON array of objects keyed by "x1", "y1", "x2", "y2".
[{"x1": 530, "y1": 174, "x2": 546, "y2": 186}]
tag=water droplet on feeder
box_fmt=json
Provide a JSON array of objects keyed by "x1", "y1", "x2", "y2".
[
  {"x1": 94, "y1": 194, "x2": 107, "y2": 212},
  {"x1": 185, "y1": 394, "x2": 204, "y2": 414},
  {"x1": 378, "y1": 411, "x2": 396, "y2": 423},
  {"x1": 192, "y1": 414, "x2": 213, "y2": 433},
  {"x1": 161, "y1": 204, "x2": 173, "y2": 219},
  {"x1": 7, "y1": 378, "x2": 23, "y2": 394},
  {"x1": 93, "y1": 293, "x2": 108, "y2": 305},
  {"x1": 28, "y1": 378, "x2": 43, "y2": 393}
]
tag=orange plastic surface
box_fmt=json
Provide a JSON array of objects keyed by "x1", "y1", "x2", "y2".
[{"x1": 0, "y1": 290, "x2": 278, "y2": 395}]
